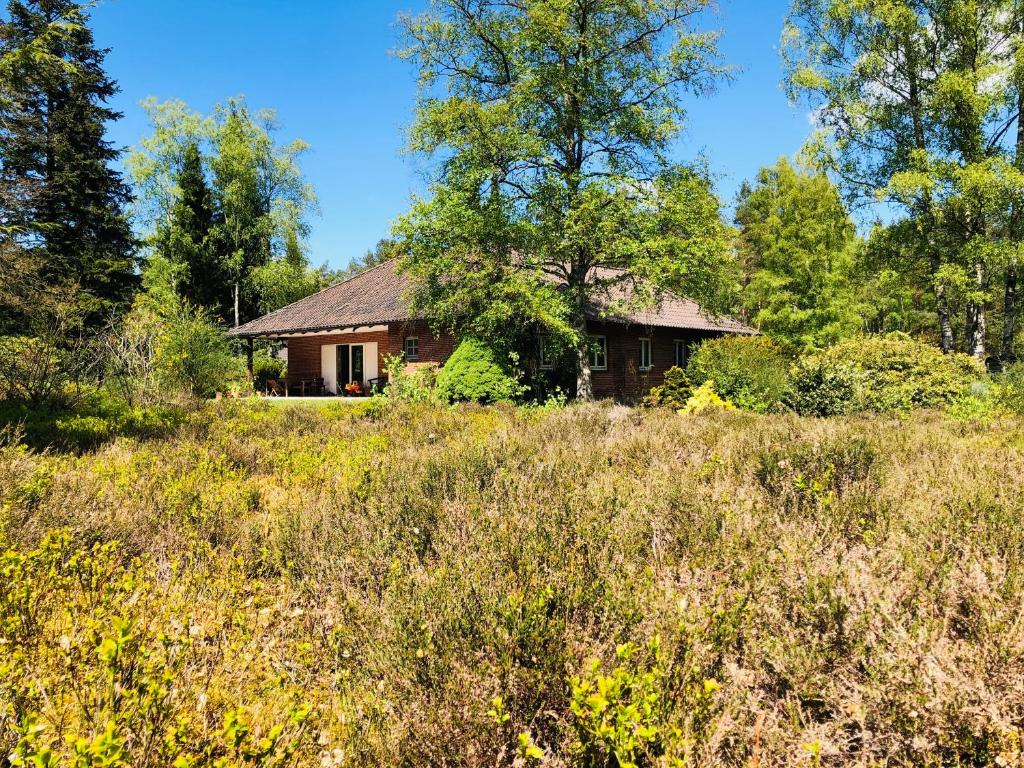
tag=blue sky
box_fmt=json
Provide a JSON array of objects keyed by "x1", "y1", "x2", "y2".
[{"x1": 92, "y1": 0, "x2": 808, "y2": 272}]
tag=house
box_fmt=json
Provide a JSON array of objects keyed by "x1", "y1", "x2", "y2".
[{"x1": 227, "y1": 259, "x2": 755, "y2": 400}]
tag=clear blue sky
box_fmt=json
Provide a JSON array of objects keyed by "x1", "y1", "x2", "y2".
[{"x1": 91, "y1": 0, "x2": 808, "y2": 272}]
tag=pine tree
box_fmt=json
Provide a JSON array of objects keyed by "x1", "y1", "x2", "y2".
[
  {"x1": 163, "y1": 142, "x2": 227, "y2": 317},
  {"x1": 0, "y1": 0, "x2": 137, "y2": 327}
]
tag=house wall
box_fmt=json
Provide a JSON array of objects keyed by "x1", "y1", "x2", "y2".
[
  {"x1": 587, "y1": 323, "x2": 721, "y2": 401},
  {"x1": 285, "y1": 321, "x2": 457, "y2": 386},
  {"x1": 285, "y1": 321, "x2": 721, "y2": 401}
]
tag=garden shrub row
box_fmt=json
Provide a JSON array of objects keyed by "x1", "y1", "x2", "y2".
[{"x1": 651, "y1": 332, "x2": 989, "y2": 417}]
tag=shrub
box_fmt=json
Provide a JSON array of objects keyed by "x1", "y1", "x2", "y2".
[
  {"x1": 995, "y1": 362, "x2": 1024, "y2": 414},
  {"x1": 644, "y1": 366, "x2": 692, "y2": 409},
  {"x1": 253, "y1": 353, "x2": 286, "y2": 392},
  {"x1": 0, "y1": 335, "x2": 73, "y2": 405},
  {"x1": 0, "y1": 386, "x2": 184, "y2": 452},
  {"x1": 679, "y1": 381, "x2": 735, "y2": 414},
  {"x1": 686, "y1": 335, "x2": 789, "y2": 412},
  {"x1": 382, "y1": 354, "x2": 439, "y2": 404},
  {"x1": 785, "y1": 355, "x2": 858, "y2": 417},
  {"x1": 817, "y1": 333, "x2": 982, "y2": 412},
  {"x1": 435, "y1": 337, "x2": 524, "y2": 403},
  {"x1": 156, "y1": 305, "x2": 247, "y2": 398}
]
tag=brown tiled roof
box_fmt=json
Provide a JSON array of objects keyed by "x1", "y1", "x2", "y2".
[
  {"x1": 228, "y1": 259, "x2": 756, "y2": 337},
  {"x1": 228, "y1": 260, "x2": 410, "y2": 337}
]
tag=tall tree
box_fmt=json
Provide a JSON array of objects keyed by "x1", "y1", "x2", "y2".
[
  {"x1": 0, "y1": 0, "x2": 136, "y2": 326},
  {"x1": 128, "y1": 97, "x2": 317, "y2": 325},
  {"x1": 735, "y1": 157, "x2": 862, "y2": 350},
  {"x1": 397, "y1": 0, "x2": 734, "y2": 400},
  {"x1": 784, "y1": 0, "x2": 1024, "y2": 361},
  {"x1": 160, "y1": 141, "x2": 227, "y2": 316}
]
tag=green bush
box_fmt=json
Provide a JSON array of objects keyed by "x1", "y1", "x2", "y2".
[
  {"x1": 817, "y1": 333, "x2": 982, "y2": 412},
  {"x1": 686, "y1": 335, "x2": 789, "y2": 412},
  {"x1": 785, "y1": 356, "x2": 858, "y2": 417},
  {"x1": 0, "y1": 387, "x2": 185, "y2": 452},
  {"x1": 253, "y1": 353, "x2": 286, "y2": 391},
  {"x1": 995, "y1": 362, "x2": 1024, "y2": 414},
  {"x1": 157, "y1": 305, "x2": 247, "y2": 398},
  {"x1": 435, "y1": 337, "x2": 524, "y2": 404},
  {"x1": 644, "y1": 366, "x2": 692, "y2": 409}
]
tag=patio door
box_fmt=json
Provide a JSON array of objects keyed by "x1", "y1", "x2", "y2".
[{"x1": 322, "y1": 341, "x2": 379, "y2": 394}]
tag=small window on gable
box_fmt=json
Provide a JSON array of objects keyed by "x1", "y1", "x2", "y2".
[
  {"x1": 591, "y1": 335, "x2": 608, "y2": 371},
  {"x1": 639, "y1": 337, "x2": 652, "y2": 371},
  {"x1": 673, "y1": 339, "x2": 688, "y2": 369},
  {"x1": 539, "y1": 335, "x2": 556, "y2": 370},
  {"x1": 404, "y1": 336, "x2": 420, "y2": 361}
]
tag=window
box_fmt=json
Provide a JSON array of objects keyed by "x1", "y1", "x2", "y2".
[
  {"x1": 539, "y1": 335, "x2": 555, "y2": 370},
  {"x1": 673, "y1": 339, "x2": 688, "y2": 369},
  {"x1": 639, "y1": 338, "x2": 652, "y2": 371},
  {"x1": 590, "y1": 335, "x2": 608, "y2": 370},
  {"x1": 404, "y1": 336, "x2": 419, "y2": 361}
]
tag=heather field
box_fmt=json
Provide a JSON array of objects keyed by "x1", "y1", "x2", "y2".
[{"x1": 2, "y1": 401, "x2": 1024, "y2": 767}]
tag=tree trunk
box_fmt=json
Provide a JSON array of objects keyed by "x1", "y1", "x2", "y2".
[
  {"x1": 936, "y1": 281, "x2": 955, "y2": 354},
  {"x1": 233, "y1": 282, "x2": 240, "y2": 328},
  {"x1": 1003, "y1": 265, "x2": 1019, "y2": 363},
  {"x1": 966, "y1": 262, "x2": 987, "y2": 362},
  {"x1": 574, "y1": 320, "x2": 594, "y2": 401}
]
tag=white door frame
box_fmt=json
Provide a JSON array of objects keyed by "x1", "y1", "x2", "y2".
[{"x1": 321, "y1": 341, "x2": 378, "y2": 394}]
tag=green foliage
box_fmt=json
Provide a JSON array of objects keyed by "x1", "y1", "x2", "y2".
[
  {"x1": 0, "y1": 531, "x2": 313, "y2": 767},
  {"x1": 736, "y1": 157, "x2": 863, "y2": 350},
  {"x1": 570, "y1": 639, "x2": 686, "y2": 768},
  {"x1": 644, "y1": 366, "x2": 692, "y2": 409},
  {"x1": 785, "y1": 355, "x2": 858, "y2": 417},
  {"x1": 397, "y1": 1, "x2": 733, "y2": 397},
  {"x1": 435, "y1": 337, "x2": 524, "y2": 404},
  {"x1": 817, "y1": 334, "x2": 983, "y2": 412},
  {"x1": 3, "y1": 402, "x2": 1024, "y2": 765},
  {"x1": 995, "y1": 362, "x2": 1024, "y2": 414},
  {"x1": 103, "y1": 270, "x2": 247, "y2": 404},
  {"x1": 0, "y1": 335, "x2": 71, "y2": 406},
  {"x1": 128, "y1": 97, "x2": 319, "y2": 325},
  {"x1": 380, "y1": 353, "x2": 438, "y2": 405},
  {"x1": 156, "y1": 303, "x2": 245, "y2": 398},
  {"x1": 756, "y1": 436, "x2": 880, "y2": 533},
  {"x1": 253, "y1": 352, "x2": 285, "y2": 391},
  {"x1": 0, "y1": 0, "x2": 138, "y2": 328},
  {"x1": 784, "y1": 0, "x2": 1024, "y2": 360},
  {"x1": 686, "y1": 336, "x2": 790, "y2": 412},
  {"x1": 678, "y1": 380, "x2": 736, "y2": 414},
  {"x1": 0, "y1": 386, "x2": 183, "y2": 452}
]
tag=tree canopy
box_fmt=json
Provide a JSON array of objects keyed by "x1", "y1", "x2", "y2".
[
  {"x1": 396, "y1": 0, "x2": 735, "y2": 398},
  {"x1": 784, "y1": 0, "x2": 1024, "y2": 362},
  {"x1": 127, "y1": 97, "x2": 321, "y2": 325},
  {"x1": 735, "y1": 156, "x2": 863, "y2": 350}
]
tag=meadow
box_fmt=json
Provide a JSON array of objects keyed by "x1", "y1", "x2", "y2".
[{"x1": 2, "y1": 400, "x2": 1023, "y2": 767}]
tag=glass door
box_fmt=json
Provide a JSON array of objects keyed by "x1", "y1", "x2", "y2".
[
  {"x1": 351, "y1": 345, "x2": 364, "y2": 386},
  {"x1": 336, "y1": 345, "x2": 350, "y2": 392}
]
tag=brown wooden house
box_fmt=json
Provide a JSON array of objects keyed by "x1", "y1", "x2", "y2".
[{"x1": 227, "y1": 260, "x2": 755, "y2": 400}]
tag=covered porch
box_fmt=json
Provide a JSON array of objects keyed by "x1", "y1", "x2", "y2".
[{"x1": 238, "y1": 325, "x2": 391, "y2": 398}]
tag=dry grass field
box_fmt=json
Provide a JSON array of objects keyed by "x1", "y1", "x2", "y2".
[{"x1": 2, "y1": 400, "x2": 1023, "y2": 767}]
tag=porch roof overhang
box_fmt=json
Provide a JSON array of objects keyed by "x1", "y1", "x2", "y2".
[{"x1": 227, "y1": 323, "x2": 391, "y2": 340}]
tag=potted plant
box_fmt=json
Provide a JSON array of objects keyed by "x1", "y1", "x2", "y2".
[{"x1": 343, "y1": 381, "x2": 364, "y2": 397}]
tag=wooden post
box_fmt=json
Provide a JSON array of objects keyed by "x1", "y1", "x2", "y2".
[{"x1": 246, "y1": 337, "x2": 254, "y2": 386}]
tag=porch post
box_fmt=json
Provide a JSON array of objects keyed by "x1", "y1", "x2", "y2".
[{"x1": 246, "y1": 337, "x2": 254, "y2": 383}]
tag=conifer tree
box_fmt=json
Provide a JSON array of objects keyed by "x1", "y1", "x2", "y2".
[
  {"x1": 0, "y1": 0, "x2": 137, "y2": 326},
  {"x1": 162, "y1": 142, "x2": 227, "y2": 317}
]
